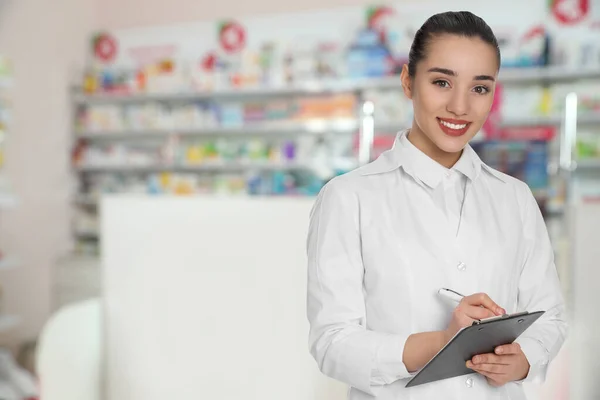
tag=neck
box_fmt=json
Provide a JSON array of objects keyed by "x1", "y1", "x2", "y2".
[{"x1": 407, "y1": 124, "x2": 462, "y2": 169}]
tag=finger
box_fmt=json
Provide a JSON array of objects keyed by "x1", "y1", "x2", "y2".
[
  {"x1": 450, "y1": 308, "x2": 476, "y2": 329},
  {"x1": 467, "y1": 361, "x2": 509, "y2": 375},
  {"x1": 462, "y1": 305, "x2": 495, "y2": 320},
  {"x1": 495, "y1": 343, "x2": 522, "y2": 355},
  {"x1": 467, "y1": 364, "x2": 507, "y2": 384},
  {"x1": 472, "y1": 353, "x2": 510, "y2": 365},
  {"x1": 464, "y1": 293, "x2": 505, "y2": 315}
]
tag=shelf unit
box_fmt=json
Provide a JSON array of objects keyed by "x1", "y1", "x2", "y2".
[
  {"x1": 72, "y1": 65, "x2": 600, "y2": 106},
  {"x1": 497, "y1": 65, "x2": 600, "y2": 84},
  {"x1": 75, "y1": 160, "x2": 315, "y2": 173},
  {"x1": 76, "y1": 119, "x2": 359, "y2": 140},
  {"x1": 72, "y1": 112, "x2": 600, "y2": 142},
  {"x1": 71, "y1": 66, "x2": 600, "y2": 150},
  {"x1": 69, "y1": 66, "x2": 600, "y2": 259},
  {"x1": 576, "y1": 159, "x2": 600, "y2": 170}
]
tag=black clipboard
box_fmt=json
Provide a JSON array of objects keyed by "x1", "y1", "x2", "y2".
[{"x1": 405, "y1": 310, "x2": 545, "y2": 388}]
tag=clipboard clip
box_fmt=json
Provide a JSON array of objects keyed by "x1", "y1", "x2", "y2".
[{"x1": 472, "y1": 311, "x2": 529, "y2": 325}]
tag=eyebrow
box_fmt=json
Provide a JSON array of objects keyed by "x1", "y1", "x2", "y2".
[
  {"x1": 473, "y1": 74, "x2": 496, "y2": 82},
  {"x1": 428, "y1": 67, "x2": 456, "y2": 76},
  {"x1": 427, "y1": 67, "x2": 496, "y2": 82}
]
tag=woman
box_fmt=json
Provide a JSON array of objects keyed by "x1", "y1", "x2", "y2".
[{"x1": 306, "y1": 11, "x2": 567, "y2": 400}]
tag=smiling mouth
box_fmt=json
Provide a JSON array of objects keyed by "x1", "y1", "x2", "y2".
[{"x1": 437, "y1": 118, "x2": 471, "y2": 137}]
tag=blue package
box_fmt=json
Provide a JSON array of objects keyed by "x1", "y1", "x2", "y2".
[{"x1": 346, "y1": 29, "x2": 393, "y2": 78}]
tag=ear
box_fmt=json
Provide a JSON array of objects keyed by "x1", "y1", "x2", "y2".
[{"x1": 400, "y1": 64, "x2": 413, "y2": 100}]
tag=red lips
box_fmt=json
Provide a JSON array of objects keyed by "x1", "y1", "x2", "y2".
[
  {"x1": 438, "y1": 117, "x2": 470, "y2": 124},
  {"x1": 437, "y1": 117, "x2": 471, "y2": 137}
]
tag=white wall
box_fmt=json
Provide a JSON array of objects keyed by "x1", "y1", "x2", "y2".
[
  {"x1": 97, "y1": 0, "x2": 391, "y2": 29},
  {"x1": 570, "y1": 204, "x2": 600, "y2": 399},
  {"x1": 0, "y1": 0, "x2": 97, "y2": 345}
]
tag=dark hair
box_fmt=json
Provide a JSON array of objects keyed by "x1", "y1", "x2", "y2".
[{"x1": 408, "y1": 11, "x2": 501, "y2": 77}]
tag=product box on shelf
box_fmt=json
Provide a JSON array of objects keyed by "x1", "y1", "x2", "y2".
[
  {"x1": 363, "y1": 88, "x2": 412, "y2": 126},
  {"x1": 495, "y1": 25, "x2": 550, "y2": 68},
  {"x1": 576, "y1": 129, "x2": 600, "y2": 160},
  {"x1": 551, "y1": 82, "x2": 600, "y2": 115},
  {"x1": 72, "y1": 130, "x2": 359, "y2": 198},
  {"x1": 471, "y1": 140, "x2": 550, "y2": 199},
  {"x1": 78, "y1": 169, "x2": 324, "y2": 198},
  {"x1": 501, "y1": 86, "x2": 554, "y2": 118},
  {"x1": 551, "y1": 30, "x2": 600, "y2": 69},
  {"x1": 76, "y1": 93, "x2": 359, "y2": 133}
]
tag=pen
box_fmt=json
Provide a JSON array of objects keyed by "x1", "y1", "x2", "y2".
[{"x1": 437, "y1": 288, "x2": 465, "y2": 303}]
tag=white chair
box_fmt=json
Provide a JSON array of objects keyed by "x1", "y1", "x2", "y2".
[{"x1": 36, "y1": 298, "x2": 102, "y2": 400}]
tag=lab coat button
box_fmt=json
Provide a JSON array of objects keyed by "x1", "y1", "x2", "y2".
[
  {"x1": 457, "y1": 262, "x2": 467, "y2": 271},
  {"x1": 465, "y1": 377, "x2": 474, "y2": 388}
]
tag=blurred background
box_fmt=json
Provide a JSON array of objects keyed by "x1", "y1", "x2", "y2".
[{"x1": 0, "y1": 0, "x2": 599, "y2": 399}]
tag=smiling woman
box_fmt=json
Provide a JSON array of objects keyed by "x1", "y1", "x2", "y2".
[
  {"x1": 400, "y1": 12, "x2": 502, "y2": 166},
  {"x1": 307, "y1": 10, "x2": 567, "y2": 400}
]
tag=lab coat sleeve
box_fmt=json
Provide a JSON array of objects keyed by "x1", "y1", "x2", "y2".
[
  {"x1": 514, "y1": 185, "x2": 568, "y2": 383},
  {"x1": 306, "y1": 179, "x2": 412, "y2": 396}
]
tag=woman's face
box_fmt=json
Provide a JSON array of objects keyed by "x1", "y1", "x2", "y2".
[{"x1": 401, "y1": 34, "x2": 499, "y2": 156}]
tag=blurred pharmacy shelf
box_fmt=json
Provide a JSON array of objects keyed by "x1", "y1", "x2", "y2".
[
  {"x1": 74, "y1": 113, "x2": 599, "y2": 142},
  {"x1": 72, "y1": 113, "x2": 600, "y2": 143},
  {"x1": 576, "y1": 159, "x2": 600, "y2": 170},
  {"x1": 73, "y1": 66, "x2": 600, "y2": 105},
  {"x1": 73, "y1": 81, "x2": 367, "y2": 104},
  {"x1": 75, "y1": 160, "x2": 314, "y2": 173},
  {"x1": 501, "y1": 113, "x2": 600, "y2": 128},
  {"x1": 75, "y1": 119, "x2": 359, "y2": 140},
  {"x1": 498, "y1": 65, "x2": 600, "y2": 84},
  {"x1": 576, "y1": 114, "x2": 600, "y2": 126},
  {"x1": 68, "y1": 65, "x2": 600, "y2": 277}
]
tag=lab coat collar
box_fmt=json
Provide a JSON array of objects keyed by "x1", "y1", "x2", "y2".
[
  {"x1": 358, "y1": 129, "x2": 507, "y2": 185},
  {"x1": 398, "y1": 131, "x2": 450, "y2": 189}
]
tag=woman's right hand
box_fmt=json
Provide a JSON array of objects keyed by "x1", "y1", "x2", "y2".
[{"x1": 443, "y1": 293, "x2": 505, "y2": 343}]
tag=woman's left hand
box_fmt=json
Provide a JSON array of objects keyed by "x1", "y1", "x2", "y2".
[{"x1": 466, "y1": 343, "x2": 530, "y2": 387}]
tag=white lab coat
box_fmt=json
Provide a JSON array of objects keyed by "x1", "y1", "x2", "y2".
[{"x1": 306, "y1": 130, "x2": 567, "y2": 399}]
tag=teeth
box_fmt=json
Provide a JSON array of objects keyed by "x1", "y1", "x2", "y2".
[{"x1": 439, "y1": 119, "x2": 467, "y2": 130}]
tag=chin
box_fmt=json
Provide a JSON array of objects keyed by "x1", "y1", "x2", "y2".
[
  {"x1": 433, "y1": 135, "x2": 471, "y2": 154},
  {"x1": 431, "y1": 123, "x2": 480, "y2": 154}
]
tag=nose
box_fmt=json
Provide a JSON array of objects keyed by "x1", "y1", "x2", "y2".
[{"x1": 446, "y1": 90, "x2": 469, "y2": 116}]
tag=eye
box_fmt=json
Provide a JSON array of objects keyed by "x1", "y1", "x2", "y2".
[
  {"x1": 433, "y1": 80, "x2": 450, "y2": 88},
  {"x1": 473, "y1": 85, "x2": 490, "y2": 95}
]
